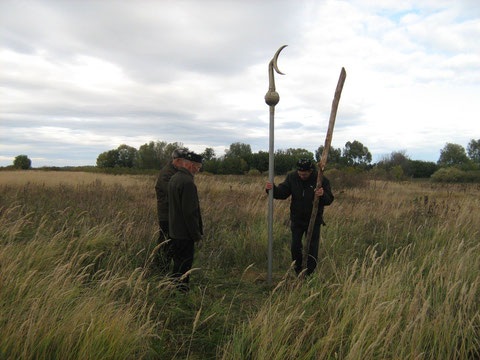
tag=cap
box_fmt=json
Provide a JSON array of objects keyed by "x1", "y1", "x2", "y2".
[
  {"x1": 185, "y1": 151, "x2": 203, "y2": 163},
  {"x1": 296, "y1": 158, "x2": 313, "y2": 171},
  {"x1": 172, "y1": 148, "x2": 188, "y2": 159}
]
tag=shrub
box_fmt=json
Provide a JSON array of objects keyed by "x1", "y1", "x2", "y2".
[
  {"x1": 431, "y1": 167, "x2": 467, "y2": 183},
  {"x1": 368, "y1": 167, "x2": 388, "y2": 180},
  {"x1": 431, "y1": 167, "x2": 480, "y2": 183},
  {"x1": 247, "y1": 168, "x2": 261, "y2": 176},
  {"x1": 407, "y1": 160, "x2": 438, "y2": 178},
  {"x1": 324, "y1": 168, "x2": 369, "y2": 190},
  {"x1": 464, "y1": 170, "x2": 480, "y2": 182},
  {"x1": 390, "y1": 165, "x2": 404, "y2": 181}
]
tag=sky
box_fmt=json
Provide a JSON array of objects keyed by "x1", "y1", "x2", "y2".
[{"x1": 1, "y1": 0, "x2": 479, "y2": 167}]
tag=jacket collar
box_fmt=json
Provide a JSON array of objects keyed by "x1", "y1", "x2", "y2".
[{"x1": 178, "y1": 166, "x2": 194, "y2": 178}]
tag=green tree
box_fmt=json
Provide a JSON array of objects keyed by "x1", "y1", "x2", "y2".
[
  {"x1": 315, "y1": 146, "x2": 342, "y2": 164},
  {"x1": 203, "y1": 158, "x2": 222, "y2": 174},
  {"x1": 225, "y1": 142, "x2": 252, "y2": 158},
  {"x1": 164, "y1": 142, "x2": 186, "y2": 162},
  {"x1": 137, "y1": 141, "x2": 167, "y2": 169},
  {"x1": 250, "y1": 151, "x2": 269, "y2": 173},
  {"x1": 467, "y1": 139, "x2": 480, "y2": 165},
  {"x1": 284, "y1": 148, "x2": 314, "y2": 160},
  {"x1": 437, "y1": 143, "x2": 469, "y2": 167},
  {"x1": 221, "y1": 156, "x2": 248, "y2": 174},
  {"x1": 274, "y1": 150, "x2": 296, "y2": 174},
  {"x1": 224, "y1": 142, "x2": 253, "y2": 171},
  {"x1": 13, "y1": 155, "x2": 32, "y2": 169},
  {"x1": 201, "y1": 147, "x2": 216, "y2": 162},
  {"x1": 407, "y1": 160, "x2": 438, "y2": 178},
  {"x1": 285, "y1": 148, "x2": 314, "y2": 169},
  {"x1": 389, "y1": 151, "x2": 409, "y2": 170},
  {"x1": 343, "y1": 140, "x2": 372, "y2": 166},
  {"x1": 96, "y1": 150, "x2": 119, "y2": 168},
  {"x1": 377, "y1": 150, "x2": 410, "y2": 174},
  {"x1": 117, "y1": 144, "x2": 138, "y2": 168}
]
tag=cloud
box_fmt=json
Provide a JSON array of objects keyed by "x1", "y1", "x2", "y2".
[{"x1": 0, "y1": 0, "x2": 479, "y2": 167}]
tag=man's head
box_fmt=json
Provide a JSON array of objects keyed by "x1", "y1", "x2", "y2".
[
  {"x1": 172, "y1": 148, "x2": 188, "y2": 167},
  {"x1": 296, "y1": 158, "x2": 314, "y2": 180},
  {"x1": 183, "y1": 151, "x2": 203, "y2": 175}
]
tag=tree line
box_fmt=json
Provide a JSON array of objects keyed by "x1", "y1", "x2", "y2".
[
  {"x1": 92, "y1": 139, "x2": 480, "y2": 179},
  {"x1": 93, "y1": 139, "x2": 375, "y2": 175},
  {"x1": 7, "y1": 139, "x2": 479, "y2": 181}
]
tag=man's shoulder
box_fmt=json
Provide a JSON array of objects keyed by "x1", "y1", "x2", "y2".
[
  {"x1": 286, "y1": 170, "x2": 298, "y2": 179},
  {"x1": 158, "y1": 162, "x2": 176, "y2": 176},
  {"x1": 170, "y1": 168, "x2": 193, "y2": 184},
  {"x1": 156, "y1": 162, "x2": 173, "y2": 181},
  {"x1": 279, "y1": 170, "x2": 297, "y2": 185}
]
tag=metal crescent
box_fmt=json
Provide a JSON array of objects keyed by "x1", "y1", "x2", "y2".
[{"x1": 272, "y1": 45, "x2": 287, "y2": 75}]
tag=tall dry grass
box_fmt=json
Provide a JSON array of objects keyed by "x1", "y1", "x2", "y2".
[
  {"x1": 0, "y1": 172, "x2": 175, "y2": 359},
  {"x1": 0, "y1": 170, "x2": 150, "y2": 187},
  {"x1": 222, "y1": 180, "x2": 480, "y2": 359}
]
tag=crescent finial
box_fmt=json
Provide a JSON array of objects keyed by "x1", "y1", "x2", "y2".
[{"x1": 273, "y1": 44, "x2": 288, "y2": 75}]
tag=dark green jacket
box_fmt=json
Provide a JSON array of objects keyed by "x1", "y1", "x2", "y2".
[
  {"x1": 168, "y1": 167, "x2": 203, "y2": 241},
  {"x1": 155, "y1": 162, "x2": 178, "y2": 222},
  {"x1": 272, "y1": 169, "x2": 334, "y2": 226}
]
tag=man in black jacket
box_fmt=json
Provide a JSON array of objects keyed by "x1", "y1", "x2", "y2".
[
  {"x1": 168, "y1": 151, "x2": 203, "y2": 288},
  {"x1": 154, "y1": 148, "x2": 188, "y2": 272},
  {"x1": 266, "y1": 158, "x2": 334, "y2": 276}
]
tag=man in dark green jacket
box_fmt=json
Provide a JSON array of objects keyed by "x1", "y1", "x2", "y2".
[
  {"x1": 154, "y1": 148, "x2": 188, "y2": 272},
  {"x1": 168, "y1": 151, "x2": 203, "y2": 288},
  {"x1": 266, "y1": 158, "x2": 334, "y2": 275}
]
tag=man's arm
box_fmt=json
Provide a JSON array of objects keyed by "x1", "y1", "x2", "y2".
[
  {"x1": 181, "y1": 181, "x2": 203, "y2": 241},
  {"x1": 319, "y1": 177, "x2": 334, "y2": 206},
  {"x1": 155, "y1": 174, "x2": 162, "y2": 196},
  {"x1": 155, "y1": 169, "x2": 170, "y2": 199},
  {"x1": 265, "y1": 173, "x2": 292, "y2": 199}
]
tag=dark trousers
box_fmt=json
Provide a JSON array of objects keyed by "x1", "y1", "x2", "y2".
[
  {"x1": 291, "y1": 222, "x2": 321, "y2": 275},
  {"x1": 171, "y1": 238, "x2": 195, "y2": 284},
  {"x1": 157, "y1": 221, "x2": 173, "y2": 273}
]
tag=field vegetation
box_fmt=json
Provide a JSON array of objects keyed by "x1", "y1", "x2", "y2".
[{"x1": 1, "y1": 170, "x2": 479, "y2": 359}]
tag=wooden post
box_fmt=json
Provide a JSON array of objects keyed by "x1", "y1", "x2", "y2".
[{"x1": 302, "y1": 67, "x2": 346, "y2": 275}]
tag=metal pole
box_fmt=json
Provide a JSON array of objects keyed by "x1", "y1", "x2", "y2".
[
  {"x1": 267, "y1": 105, "x2": 275, "y2": 285},
  {"x1": 265, "y1": 45, "x2": 287, "y2": 285}
]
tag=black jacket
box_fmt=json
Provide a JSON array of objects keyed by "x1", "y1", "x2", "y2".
[
  {"x1": 155, "y1": 162, "x2": 178, "y2": 222},
  {"x1": 168, "y1": 167, "x2": 203, "y2": 241},
  {"x1": 271, "y1": 170, "x2": 334, "y2": 226}
]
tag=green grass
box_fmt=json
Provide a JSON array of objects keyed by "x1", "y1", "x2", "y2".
[{"x1": 1, "y1": 172, "x2": 479, "y2": 359}]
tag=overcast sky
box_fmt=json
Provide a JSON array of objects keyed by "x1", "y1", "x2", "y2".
[{"x1": 1, "y1": 0, "x2": 479, "y2": 167}]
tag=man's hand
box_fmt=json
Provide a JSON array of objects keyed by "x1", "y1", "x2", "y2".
[
  {"x1": 315, "y1": 187, "x2": 324, "y2": 197},
  {"x1": 265, "y1": 181, "x2": 273, "y2": 191}
]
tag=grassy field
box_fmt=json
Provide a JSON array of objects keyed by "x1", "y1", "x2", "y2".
[{"x1": 1, "y1": 170, "x2": 479, "y2": 359}]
